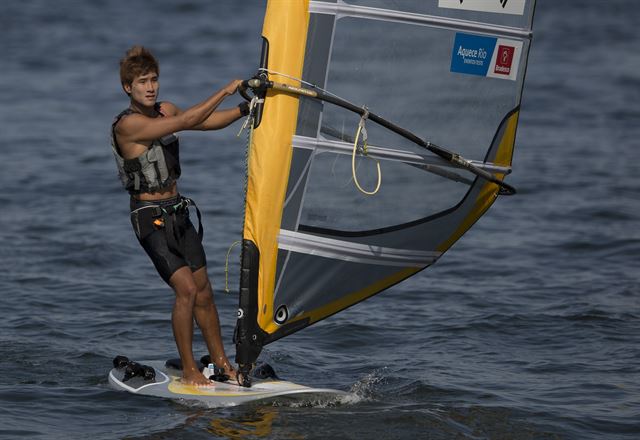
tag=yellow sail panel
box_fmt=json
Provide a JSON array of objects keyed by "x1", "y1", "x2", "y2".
[
  {"x1": 494, "y1": 110, "x2": 520, "y2": 168},
  {"x1": 243, "y1": 0, "x2": 310, "y2": 334}
]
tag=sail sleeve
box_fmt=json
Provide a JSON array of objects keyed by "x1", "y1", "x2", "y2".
[
  {"x1": 235, "y1": 0, "x2": 536, "y2": 372},
  {"x1": 234, "y1": 0, "x2": 310, "y2": 369}
]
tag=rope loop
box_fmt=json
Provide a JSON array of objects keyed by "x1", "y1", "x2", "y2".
[
  {"x1": 357, "y1": 107, "x2": 370, "y2": 155},
  {"x1": 352, "y1": 106, "x2": 381, "y2": 195},
  {"x1": 237, "y1": 95, "x2": 262, "y2": 138}
]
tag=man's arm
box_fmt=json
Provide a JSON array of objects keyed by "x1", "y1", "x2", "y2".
[
  {"x1": 117, "y1": 80, "x2": 242, "y2": 144},
  {"x1": 193, "y1": 106, "x2": 245, "y2": 131}
]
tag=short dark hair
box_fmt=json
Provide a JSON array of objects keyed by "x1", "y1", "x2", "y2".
[{"x1": 119, "y1": 46, "x2": 159, "y2": 92}]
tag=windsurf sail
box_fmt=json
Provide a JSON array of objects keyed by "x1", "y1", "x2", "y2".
[{"x1": 234, "y1": 0, "x2": 536, "y2": 386}]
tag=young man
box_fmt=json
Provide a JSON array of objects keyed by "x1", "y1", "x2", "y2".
[{"x1": 111, "y1": 46, "x2": 249, "y2": 385}]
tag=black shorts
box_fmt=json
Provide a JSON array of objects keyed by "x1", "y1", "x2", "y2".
[{"x1": 130, "y1": 195, "x2": 206, "y2": 285}]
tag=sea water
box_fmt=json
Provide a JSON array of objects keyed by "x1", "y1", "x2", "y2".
[{"x1": 1, "y1": 1, "x2": 638, "y2": 439}]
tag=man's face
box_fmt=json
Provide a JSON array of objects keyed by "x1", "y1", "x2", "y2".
[{"x1": 124, "y1": 71, "x2": 159, "y2": 107}]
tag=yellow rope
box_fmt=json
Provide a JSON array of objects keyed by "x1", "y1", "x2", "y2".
[
  {"x1": 351, "y1": 111, "x2": 382, "y2": 195},
  {"x1": 224, "y1": 240, "x2": 241, "y2": 293},
  {"x1": 226, "y1": 101, "x2": 257, "y2": 294}
]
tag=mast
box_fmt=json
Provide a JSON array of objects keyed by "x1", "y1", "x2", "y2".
[{"x1": 234, "y1": 0, "x2": 310, "y2": 387}]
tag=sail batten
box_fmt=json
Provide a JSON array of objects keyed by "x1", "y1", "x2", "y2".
[
  {"x1": 278, "y1": 229, "x2": 442, "y2": 267},
  {"x1": 292, "y1": 135, "x2": 513, "y2": 174}
]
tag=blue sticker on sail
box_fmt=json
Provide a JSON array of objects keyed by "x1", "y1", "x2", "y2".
[{"x1": 450, "y1": 33, "x2": 497, "y2": 77}]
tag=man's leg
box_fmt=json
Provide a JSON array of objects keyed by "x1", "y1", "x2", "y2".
[
  {"x1": 192, "y1": 267, "x2": 236, "y2": 378},
  {"x1": 169, "y1": 266, "x2": 211, "y2": 386}
]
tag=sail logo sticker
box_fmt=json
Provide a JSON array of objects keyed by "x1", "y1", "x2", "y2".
[
  {"x1": 450, "y1": 33, "x2": 496, "y2": 77},
  {"x1": 438, "y1": 0, "x2": 526, "y2": 15},
  {"x1": 450, "y1": 33, "x2": 522, "y2": 81},
  {"x1": 494, "y1": 45, "x2": 515, "y2": 75}
]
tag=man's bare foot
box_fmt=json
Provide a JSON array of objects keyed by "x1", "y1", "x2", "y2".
[
  {"x1": 224, "y1": 365, "x2": 238, "y2": 382},
  {"x1": 213, "y1": 357, "x2": 238, "y2": 382},
  {"x1": 181, "y1": 367, "x2": 211, "y2": 386}
]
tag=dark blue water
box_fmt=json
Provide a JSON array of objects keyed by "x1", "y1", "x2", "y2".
[{"x1": 1, "y1": 1, "x2": 639, "y2": 439}]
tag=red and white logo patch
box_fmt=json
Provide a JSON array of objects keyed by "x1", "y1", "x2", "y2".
[{"x1": 494, "y1": 45, "x2": 515, "y2": 75}]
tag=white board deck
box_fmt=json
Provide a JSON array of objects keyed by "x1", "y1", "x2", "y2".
[{"x1": 108, "y1": 360, "x2": 347, "y2": 407}]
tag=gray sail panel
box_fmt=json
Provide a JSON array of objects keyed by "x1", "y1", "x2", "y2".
[
  {"x1": 297, "y1": 146, "x2": 471, "y2": 233},
  {"x1": 320, "y1": 15, "x2": 528, "y2": 160},
  {"x1": 275, "y1": 11, "x2": 338, "y2": 289},
  {"x1": 273, "y1": 251, "x2": 408, "y2": 319},
  {"x1": 268, "y1": 1, "x2": 534, "y2": 332}
]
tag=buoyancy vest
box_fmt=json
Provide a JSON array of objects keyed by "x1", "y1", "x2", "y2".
[{"x1": 111, "y1": 104, "x2": 181, "y2": 194}]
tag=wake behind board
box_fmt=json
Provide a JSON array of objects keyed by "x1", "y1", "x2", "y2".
[{"x1": 108, "y1": 356, "x2": 346, "y2": 407}]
